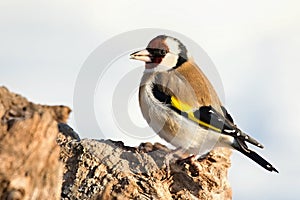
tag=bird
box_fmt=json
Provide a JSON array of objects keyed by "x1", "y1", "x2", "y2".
[{"x1": 130, "y1": 35, "x2": 278, "y2": 173}]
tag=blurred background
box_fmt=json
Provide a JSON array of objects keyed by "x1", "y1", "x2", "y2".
[{"x1": 1, "y1": 0, "x2": 299, "y2": 199}]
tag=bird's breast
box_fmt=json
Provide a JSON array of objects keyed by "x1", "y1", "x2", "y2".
[{"x1": 139, "y1": 81, "x2": 180, "y2": 142}]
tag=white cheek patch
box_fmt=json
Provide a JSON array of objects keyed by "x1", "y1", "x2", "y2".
[{"x1": 159, "y1": 53, "x2": 179, "y2": 69}]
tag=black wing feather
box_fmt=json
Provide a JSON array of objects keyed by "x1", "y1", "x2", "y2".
[
  {"x1": 221, "y1": 106, "x2": 234, "y2": 123},
  {"x1": 195, "y1": 106, "x2": 264, "y2": 149}
]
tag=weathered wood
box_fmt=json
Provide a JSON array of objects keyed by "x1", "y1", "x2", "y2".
[
  {"x1": 0, "y1": 86, "x2": 232, "y2": 200},
  {"x1": 58, "y1": 125, "x2": 232, "y2": 200},
  {"x1": 0, "y1": 86, "x2": 70, "y2": 200}
]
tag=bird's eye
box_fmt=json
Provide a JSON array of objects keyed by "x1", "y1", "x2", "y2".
[
  {"x1": 147, "y1": 48, "x2": 167, "y2": 57},
  {"x1": 159, "y1": 49, "x2": 166, "y2": 56}
]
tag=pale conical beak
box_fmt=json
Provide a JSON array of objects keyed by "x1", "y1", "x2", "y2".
[{"x1": 130, "y1": 49, "x2": 152, "y2": 62}]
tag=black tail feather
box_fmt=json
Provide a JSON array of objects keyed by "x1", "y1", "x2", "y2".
[{"x1": 235, "y1": 146, "x2": 279, "y2": 173}]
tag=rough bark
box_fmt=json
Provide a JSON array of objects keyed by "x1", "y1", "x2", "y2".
[
  {"x1": 58, "y1": 126, "x2": 232, "y2": 200},
  {"x1": 0, "y1": 86, "x2": 232, "y2": 200},
  {"x1": 0, "y1": 86, "x2": 70, "y2": 200}
]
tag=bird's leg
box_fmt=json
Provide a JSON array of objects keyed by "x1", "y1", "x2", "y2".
[
  {"x1": 197, "y1": 152, "x2": 210, "y2": 161},
  {"x1": 164, "y1": 147, "x2": 186, "y2": 178},
  {"x1": 175, "y1": 152, "x2": 210, "y2": 177}
]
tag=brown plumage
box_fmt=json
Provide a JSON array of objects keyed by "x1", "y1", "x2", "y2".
[{"x1": 175, "y1": 60, "x2": 222, "y2": 110}]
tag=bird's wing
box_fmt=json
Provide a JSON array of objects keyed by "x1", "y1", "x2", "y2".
[
  {"x1": 170, "y1": 96, "x2": 264, "y2": 149},
  {"x1": 151, "y1": 62, "x2": 263, "y2": 149},
  {"x1": 151, "y1": 81, "x2": 263, "y2": 149}
]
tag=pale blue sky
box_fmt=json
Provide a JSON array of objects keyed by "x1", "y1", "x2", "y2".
[{"x1": 1, "y1": 1, "x2": 300, "y2": 199}]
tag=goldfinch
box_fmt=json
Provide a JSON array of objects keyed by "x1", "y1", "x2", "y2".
[{"x1": 130, "y1": 35, "x2": 278, "y2": 173}]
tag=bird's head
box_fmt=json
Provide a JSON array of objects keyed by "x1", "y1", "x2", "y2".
[{"x1": 130, "y1": 35, "x2": 188, "y2": 71}]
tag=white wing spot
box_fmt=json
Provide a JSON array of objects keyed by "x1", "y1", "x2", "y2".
[{"x1": 224, "y1": 129, "x2": 235, "y2": 133}]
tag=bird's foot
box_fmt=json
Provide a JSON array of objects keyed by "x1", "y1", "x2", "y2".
[
  {"x1": 197, "y1": 152, "x2": 210, "y2": 161},
  {"x1": 163, "y1": 147, "x2": 185, "y2": 179}
]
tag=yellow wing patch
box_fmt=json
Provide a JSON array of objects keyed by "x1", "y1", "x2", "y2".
[
  {"x1": 170, "y1": 96, "x2": 222, "y2": 133},
  {"x1": 170, "y1": 96, "x2": 193, "y2": 111}
]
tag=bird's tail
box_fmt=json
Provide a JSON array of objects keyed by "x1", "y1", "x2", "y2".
[{"x1": 233, "y1": 139, "x2": 279, "y2": 173}]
